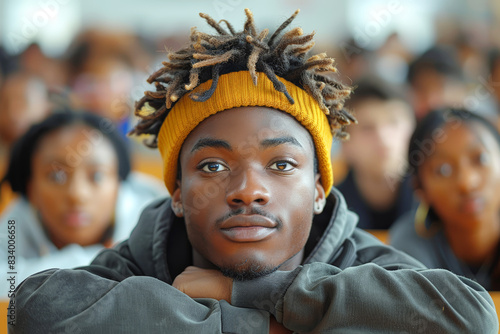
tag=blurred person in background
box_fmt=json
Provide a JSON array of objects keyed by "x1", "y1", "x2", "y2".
[
  {"x1": 18, "y1": 43, "x2": 68, "y2": 90},
  {"x1": 407, "y1": 45, "x2": 467, "y2": 120},
  {"x1": 0, "y1": 71, "x2": 51, "y2": 149},
  {"x1": 331, "y1": 37, "x2": 372, "y2": 86},
  {"x1": 70, "y1": 55, "x2": 134, "y2": 132},
  {"x1": 372, "y1": 32, "x2": 413, "y2": 84},
  {"x1": 63, "y1": 30, "x2": 166, "y2": 181},
  {"x1": 65, "y1": 30, "x2": 151, "y2": 137},
  {"x1": 0, "y1": 111, "x2": 167, "y2": 297},
  {"x1": 336, "y1": 78, "x2": 417, "y2": 229},
  {"x1": 390, "y1": 108, "x2": 500, "y2": 290},
  {"x1": 444, "y1": 31, "x2": 499, "y2": 124},
  {"x1": 0, "y1": 71, "x2": 52, "y2": 214},
  {"x1": 487, "y1": 48, "x2": 500, "y2": 128}
]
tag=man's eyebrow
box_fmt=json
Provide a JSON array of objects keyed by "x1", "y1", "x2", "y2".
[
  {"x1": 260, "y1": 136, "x2": 303, "y2": 149},
  {"x1": 190, "y1": 137, "x2": 233, "y2": 153}
]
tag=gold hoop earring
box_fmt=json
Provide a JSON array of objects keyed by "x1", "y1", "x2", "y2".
[{"x1": 414, "y1": 202, "x2": 438, "y2": 238}]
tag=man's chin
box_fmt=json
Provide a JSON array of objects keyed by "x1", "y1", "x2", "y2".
[{"x1": 219, "y1": 262, "x2": 279, "y2": 281}]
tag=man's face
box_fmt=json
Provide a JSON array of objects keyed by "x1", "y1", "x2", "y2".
[
  {"x1": 173, "y1": 106, "x2": 325, "y2": 280},
  {"x1": 343, "y1": 98, "x2": 414, "y2": 177}
]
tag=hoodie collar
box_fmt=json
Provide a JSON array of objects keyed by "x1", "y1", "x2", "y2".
[{"x1": 303, "y1": 187, "x2": 359, "y2": 264}]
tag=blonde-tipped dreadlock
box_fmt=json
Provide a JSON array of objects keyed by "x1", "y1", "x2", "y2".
[{"x1": 130, "y1": 8, "x2": 355, "y2": 148}]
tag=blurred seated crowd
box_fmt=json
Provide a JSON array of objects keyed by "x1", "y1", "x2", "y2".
[{"x1": 0, "y1": 20, "x2": 500, "y2": 296}]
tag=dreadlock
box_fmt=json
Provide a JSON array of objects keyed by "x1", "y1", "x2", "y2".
[{"x1": 130, "y1": 8, "x2": 356, "y2": 147}]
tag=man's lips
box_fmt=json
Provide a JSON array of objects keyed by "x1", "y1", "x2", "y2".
[
  {"x1": 219, "y1": 215, "x2": 277, "y2": 229},
  {"x1": 219, "y1": 215, "x2": 277, "y2": 242}
]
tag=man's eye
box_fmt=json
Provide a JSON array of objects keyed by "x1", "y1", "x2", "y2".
[
  {"x1": 269, "y1": 161, "x2": 294, "y2": 171},
  {"x1": 200, "y1": 162, "x2": 228, "y2": 173}
]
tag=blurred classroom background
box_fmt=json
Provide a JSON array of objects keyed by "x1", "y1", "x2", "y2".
[
  {"x1": 1, "y1": 0, "x2": 500, "y2": 332},
  {"x1": 1, "y1": 0, "x2": 499, "y2": 180}
]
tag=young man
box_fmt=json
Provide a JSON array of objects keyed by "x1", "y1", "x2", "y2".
[
  {"x1": 10, "y1": 9, "x2": 498, "y2": 333},
  {"x1": 336, "y1": 78, "x2": 417, "y2": 229}
]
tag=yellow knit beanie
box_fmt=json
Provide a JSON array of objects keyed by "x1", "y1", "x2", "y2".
[{"x1": 157, "y1": 70, "x2": 334, "y2": 195}]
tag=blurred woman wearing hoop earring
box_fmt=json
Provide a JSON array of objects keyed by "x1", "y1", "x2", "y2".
[{"x1": 390, "y1": 108, "x2": 500, "y2": 290}]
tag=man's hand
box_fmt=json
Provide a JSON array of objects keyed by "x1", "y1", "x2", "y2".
[
  {"x1": 172, "y1": 266, "x2": 233, "y2": 303},
  {"x1": 174, "y1": 267, "x2": 292, "y2": 333}
]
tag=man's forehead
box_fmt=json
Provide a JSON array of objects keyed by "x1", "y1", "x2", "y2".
[
  {"x1": 189, "y1": 134, "x2": 304, "y2": 154},
  {"x1": 183, "y1": 106, "x2": 315, "y2": 151}
]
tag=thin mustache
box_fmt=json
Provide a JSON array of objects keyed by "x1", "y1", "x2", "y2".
[{"x1": 215, "y1": 207, "x2": 282, "y2": 229}]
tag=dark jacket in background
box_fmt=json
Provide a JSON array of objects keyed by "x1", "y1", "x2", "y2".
[{"x1": 336, "y1": 169, "x2": 417, "y2": 229}]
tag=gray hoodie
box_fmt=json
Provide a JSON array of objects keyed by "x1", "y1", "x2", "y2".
[{"x1": 8, "y1": 189, "x2": 498, "y2": 333}]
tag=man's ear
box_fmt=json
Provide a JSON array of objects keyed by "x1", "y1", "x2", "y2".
[
  {"x1": 171, "y1": 180, "x2": 184, "y2": 218},
  {"x1": 313, "y1": 174, "x2": 326, "y2": 215}
]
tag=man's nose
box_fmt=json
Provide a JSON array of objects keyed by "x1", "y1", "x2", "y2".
[{"x1": 225, "y1": 167, "x2": 270, "y2": 207}]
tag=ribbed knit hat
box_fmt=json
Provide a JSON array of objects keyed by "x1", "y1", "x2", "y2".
[{"x1": 157, "y1": 70, "x2": 334, "y2": 195}]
